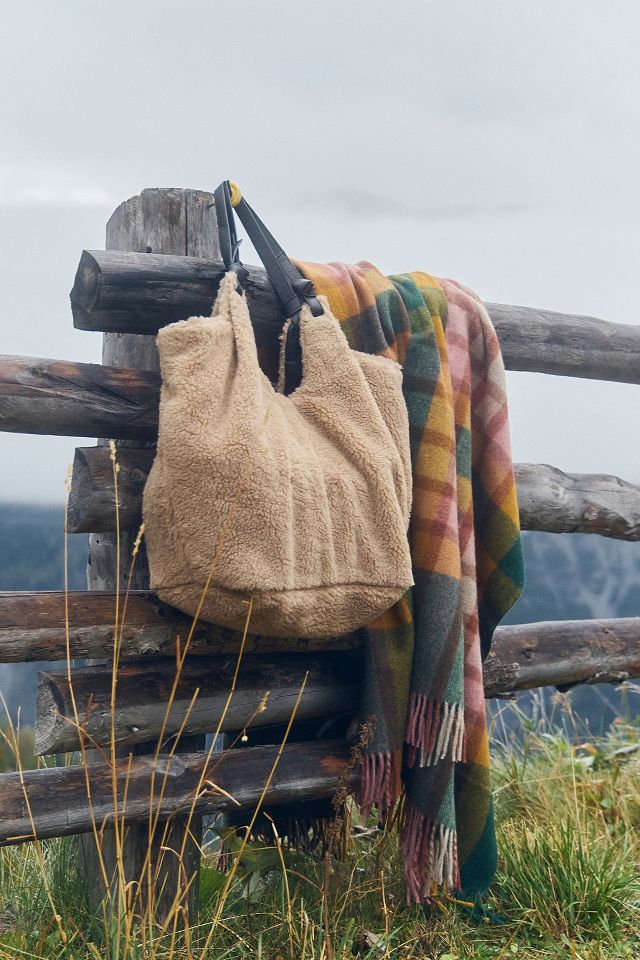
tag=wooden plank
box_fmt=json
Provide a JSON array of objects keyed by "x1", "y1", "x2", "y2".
[
  {"x1": 0, "y1": 355, "x2": 159, "y2": 439},
  {"x1": 67, "y1": 446, "x2": 640, "y2": 542},
  {"x1": 71, "y1": 249, "x2": 640, "y2": 385},
  {"x1": 35, "y1": 653, "x2": 359, "y2": 755},
  {"x1": 483, "y1": 617, "x2": 640, "y2": 693},
  {"x1": 514, "y1": 463, "x2": 640, "y2": 540},
  {"x1": 35, "y1": 609, "x2": 640, "y2": 756},
  {"x1": 0, "y1": 738, "x2": 354, "y2": 846},
  {"x1": 0, "y1": 590, "x2": 359, "y2": 663}
]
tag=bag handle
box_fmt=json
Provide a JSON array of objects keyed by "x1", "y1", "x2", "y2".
[
  {"x1": 213, "y1": 181, "x2": 323, "y2": 392},
  {"x1": 213, "y1": 181, "x2": 323, "y2": 320}
]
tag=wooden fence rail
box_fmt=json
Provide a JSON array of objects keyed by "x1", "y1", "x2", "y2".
[
  {"x1": 0, "y1": 739, "x2": 354, "y2": 846},
  {"x1": 31, "y1": 617, "x2": 640, "y2": 756},
  {"x1": 35, "y1": 652, "x2": 360, "y2": 755},
  {"x1": 2, "y1": 588, "x2": 639, "y2": 686},
  {"x1": 66, "y1": 446, "x2": 640, "y2": 541},
  {"x1": 0, "y1": 590, "x2": 358, "y2": 662},
  {"x1": 3, "y1": 605, "x2": 640, "y2": 845},
  {"x1": 71, "y1": 249, "x2": 640, "y2": 385},
  {"x1": 6, "y1": 598, "x2": 640, "y2": 847},
  {"x1": 0, "y1": 355, "x2": 159, "y2": 440}
]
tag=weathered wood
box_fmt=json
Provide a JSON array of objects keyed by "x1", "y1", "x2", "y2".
[
  {"x1": 0, "y1": 590, "x2": 358, "y2": 662},
  {"x1": 71, "y1": 249, "x2": 640, "y2": 385},
  {"x1": 0, "y1": 355, "x2": 159, "y2": 439},
  {"x1": 4, "y1": 327, "x2": 639, "y2": 441},
  {"x1": 68, "y1": 446, "x2": 151, "y2": 532},
  {"x1": 483, "y1": 617, "x2": 640, "y2": 694},
  {"x1": 5, "y1": 604, "x2": 640, "y2": 844},
  {"x1": 81, "y1": 188, "x2": 219, "y2": 921},
  {"x1": 513, "y1": 463, "x2": 640, "y2": 540},
  {"x1": 2, "y1": 590, "x2": 639, "y2": 691},
  {"x1": 485, "y1": 301, "x2": 640, "y2": 384},
  {"x1": 71, "y1": 250, "x2": 273, "y2": 336},
  {"x1": 0, "y1": 738, "x2": 354, "y2": 846},
  {"x1": 35, "y1": 653, "x2": 359, "y2": 755},
  {"x1": 4, "y1": 336, "x2": 640, "y2": 442},
  {"x1": 33, "y1": 617, "x2": 640, "y2": 754},
  {"x1": 68, "y1": 446, "x2": 640, "y2": 542},
  {"x1": 3, "y1": 586, "x2": 639, "y2": 692}
]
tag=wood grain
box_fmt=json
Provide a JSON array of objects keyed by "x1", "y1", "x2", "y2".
[
  {"x1": 34, "y1": 612, "x2": 640, "y2": 756},
  {"x1": 483, "y1": 617, "x2": 640, "y2": 694},
  {"x1": 4, "y1": 604, "x2": 640, "y2": 849},
  {"x1": 0, "y1": 590, "x2": 359, "y2": 663},
  {"x1": 80, "y1": 187, "x2": 219, "y2": 920},
  {"x1": 514, "y1": 463, "x2": 640, "y2": 540},
  {"x1": 0, "y1": 738, "x2": 355, "y2": 845},
  {"x1": 67, "y1": 446, "x2": 640, "y2": 542},
  {"x1": 0, "y1": 356, "x2": 159, "y2": 440},
  {"x1": 35, "y1": 652, "x2": 360, "y2": 755},
  {"x1": 71, "y1": 249, "x2": 640, "y2": 385},
  {"x1": 3, "y1": 591, "x2": 638, "y2": 693}
]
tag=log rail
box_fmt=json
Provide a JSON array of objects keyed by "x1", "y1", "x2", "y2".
[
  {"x1": 65, "y1": 446, "x2": 640, "y2": 541},
  {"x1": 29, "y1": 616, "x2": 640, "y2": 756},
  {"x1": 0, "y1": 610, "x2": 637, "y2": 844},
  {"x1": 0, "y1": 739, "x2": 355, "y2": 846},
  {"x1": 71, "y1": 250, "x2": 640, "y2": 385}
]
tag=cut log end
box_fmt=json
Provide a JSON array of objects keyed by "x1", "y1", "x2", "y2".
[
  {"x1": 67, "y1": 447, "x2": 92, "y2": 532},
  {"x1": 34, "y1": 677, "x2": 67, "y2": 756},
  {"x1": 70, "y1": 250, "x2": 101, "y2": 325}
]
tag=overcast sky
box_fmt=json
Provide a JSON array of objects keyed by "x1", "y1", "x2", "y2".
[{"x1": 1, "y1": 0, "x2": 639, "y2": 503}]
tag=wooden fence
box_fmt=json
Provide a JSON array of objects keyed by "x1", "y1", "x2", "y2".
[{"x1": 1, "y1": 187, "x2": 639, "y2": 920}]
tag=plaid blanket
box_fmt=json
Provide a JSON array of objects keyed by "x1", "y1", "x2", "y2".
[{"x1": 295, "y1": 260, "x2": 524, "y2": 904}]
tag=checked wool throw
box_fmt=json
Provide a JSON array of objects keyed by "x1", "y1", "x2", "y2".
[{"x1": 295, "y1": 259, "x2": 525, "y2": 904}]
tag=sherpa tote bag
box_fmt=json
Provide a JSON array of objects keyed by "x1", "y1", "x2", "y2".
[{"x1": 142, "y1": 182, "x2": 413, "y2": 638}]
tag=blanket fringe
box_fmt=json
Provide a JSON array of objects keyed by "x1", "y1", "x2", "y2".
[
  {"x1": 359, "y1": 749, "x2": 402, "y2": 821},
  {"x1": 405, "y1": 694, "x2": 466, "y2": 767},
  {"x1": 401, "y1": 802, "x2": 460, "y2": 903}
]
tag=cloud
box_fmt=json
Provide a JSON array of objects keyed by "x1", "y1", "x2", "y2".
[
  {"x1": 0, "y1": 183, "x2": 113, "y2": 208},
  {"x1": 0, "y1": 162, "x2": 113, "y2": 208},
  {"x1": 291, "y1": 188, "x2": 529, "y2": 222},
  {"x1": 0, "y1": 0, "x2": 639, "y2": 500}
]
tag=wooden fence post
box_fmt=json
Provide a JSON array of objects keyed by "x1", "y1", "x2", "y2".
[{"x1": 79, "y1": 188, "x2": 220, "y2": 922}]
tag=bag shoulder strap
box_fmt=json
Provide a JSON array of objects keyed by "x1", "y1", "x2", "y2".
[{"x1": 213, "y1": 181, "x2": 323, "y2": 320}]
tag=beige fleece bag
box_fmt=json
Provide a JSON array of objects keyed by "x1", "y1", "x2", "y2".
[{"x1": 143, "y1": 271, "x2": 413, "y2": 638}]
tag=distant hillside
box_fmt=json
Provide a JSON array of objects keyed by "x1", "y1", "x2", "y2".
[
  {"x1": 1, "y1": 504, "x2": 639, "y2": 728},
  {"x1": 502, "y1": 531, "x2": 640, "y2": 731},
  {"x1": 505, "y1": 531, "x2": 640, "y2": 624},
  {"x1": 0, "y1": 504, "x2": 87, "y2": 725},
  {"x1": 0, "y1": 504, "x2": 87, "y2": 591}
]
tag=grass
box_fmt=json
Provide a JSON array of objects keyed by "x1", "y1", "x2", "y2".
[
  {"x1": 1, "y1": 697, "x2": 639, "y2": 959},
  {"x1": 1, "y1": 450, "x2": 638, "y2": 957}
]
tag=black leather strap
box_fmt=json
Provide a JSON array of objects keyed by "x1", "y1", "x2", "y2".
[
  {"x1": 213, "y1": 181, "x2": 322, "y2": 392},
  {"x1": 213, "y1": 181, "x2": 322, "y2": 320},
  {"x1": 213, "y1": 182, "x2": 246, "y2": 282}
]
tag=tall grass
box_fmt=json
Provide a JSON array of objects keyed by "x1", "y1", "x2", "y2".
[
  {"x1": 0, "y1": 446, "x2": 639, "y2": 958},
  {"x1": 2, "y1": 699, "x2": 639, "y2": 958}
]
